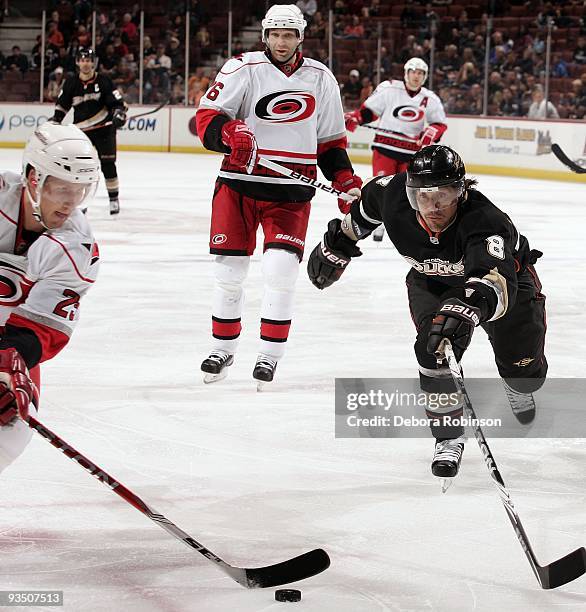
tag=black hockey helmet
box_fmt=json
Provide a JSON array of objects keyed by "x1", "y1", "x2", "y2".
[
  {"x1": 406, "y1": 145, "x2": 466, "y2": 211},
  {"x1": 76, "y1": 47, "x2": 96, "y2": 62}
]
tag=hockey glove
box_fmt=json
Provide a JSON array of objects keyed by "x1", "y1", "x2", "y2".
[
  {"x1": 112, "y1": 108, "x2": 127, "y2": 128},
  {"x1": 417, "y1": 125, "x2": 440, "y2": 148},
  {"x1": 221, "y1": 119, "x2": 258, "y2": 174},
  {"x1": 0, "y1": 349, "x2": 34, "y2": 427},
  {"x1": 332, "y1": 169, "x2": 362, "y2": 214},
  {"x1": 427, "y1": 298, "x2": 481, "y2": 363},
  {"x1": 344, "y1": 110, "x2": 362, "y2": 133},
  {"x1": 307, "y1": 218, "x2": 362, "y2": 290}
]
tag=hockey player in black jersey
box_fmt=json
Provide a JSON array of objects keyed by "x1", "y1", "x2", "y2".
[
  {"x1": 50, "y1": 48, "x2": 127, "y2": 215},
  {"x1": 307, "y1": 145, "x2": 547, "y2": 482}
]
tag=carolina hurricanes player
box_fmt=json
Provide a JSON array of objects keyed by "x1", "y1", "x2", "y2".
[
  {"x1": 195, "y1": 4, "x2": 361, "y2": 388},
  {"x1": 0, "y1": 123, "x2": 100, "y2": 474},
  {"x1": 345, "y1": 58, "x2": 447, "y2": 241}
]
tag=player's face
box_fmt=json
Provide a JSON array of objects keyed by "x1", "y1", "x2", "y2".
[
  {"x1": 39, "y1": 176, "x2": 91, "y2": 229},
  {"x1": 267, "y1": 29, "x2": 299, "y2": 63},
  {"x1": 77, "y1": 57, "x2": 95, "y2": 75},
  {"x1": 406, "y1": 69, "x2": 426, "y2": 91},
  {"x1": 415, "y1": 186, "x2": 460, "y2": 231}
]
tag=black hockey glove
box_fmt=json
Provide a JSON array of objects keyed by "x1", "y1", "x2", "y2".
[
  {"x1": 307, "y1": 218, "x2": 362, "y2": 290},
  {"x1": 427, "y1": 298, "x2": 481, "y2": 362},
  {"x1": 112, "y1": 108, "x2": 127, "y2": 128}
]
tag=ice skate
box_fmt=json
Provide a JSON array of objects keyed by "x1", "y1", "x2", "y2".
[
  {"x1": 372, "y1": 225, "x2": 385, "y2": 241},
  {"x1": 201, "y1": 350, "x2": 234, "y2": 384},
  {"x1": 503, "y1": 380, "x2": 536, "y2": 424},
  {"x1": 432, "y1": 437, "x2": 464, "y2": 492},
  {"x1": 109, "y1": 198, "x2": 120, "y2": 215},
  {"x1": 253, "y1": 355, "x2": 277, "y2": 391}
]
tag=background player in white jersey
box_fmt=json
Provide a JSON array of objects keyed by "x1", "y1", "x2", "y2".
[
  {"x1": 0, "y1": 123, "x2": 100, "y2": 475},
  {"x1": 196, "y1": 4, "x2": 362, "y2": 388},
  {"x1": 345, "y1": 58, "x2": 447, "y2": 240}
]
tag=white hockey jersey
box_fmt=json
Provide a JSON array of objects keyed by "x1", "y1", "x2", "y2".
[
  {"x1": 365, "y1": 80, "x2": 446, "y2": 157},
  {"x1": 0, "y1": 171, "x2": 99, "y2": 362},
  {"x1": 198, "y1": 51, "x2": 346, "y2": 201}
]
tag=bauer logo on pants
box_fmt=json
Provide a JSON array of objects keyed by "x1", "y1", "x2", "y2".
[{"x1": 212, "y1": 234, "x2": 227, "y2": 245}]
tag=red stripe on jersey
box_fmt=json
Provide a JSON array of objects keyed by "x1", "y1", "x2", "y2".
[
  {"x1": 260, "y1": 319, "x2": 291, "y2": 341},
  {"x1": 0, "y1": 207, "x2": 17, "y2": 226},
  {"x1": 44, "y1": 235, "x2": 95, "y2": 283},
  {"x1": 317, "y1": 136, "x2": 348, "y2": 156},
  {"x1": 6, "y1": 312, "x2": 69, "y2": 362},
  {"x1": 219, "y1": 61, "x2": 270, "y2": 75},
  {"x1": 196, "y1": 108, "x2": 223, "y2": 140},
  {"x1": 258, "y1": 148, "x2": 317, "y2": 160}
]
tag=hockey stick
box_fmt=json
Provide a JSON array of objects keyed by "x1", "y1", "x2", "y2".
[
  {"x1": 361, "y1": 123, "x2": 418, "y2": 140},
  {"x1": 26, "y1": 415, "x2": 330, "y2": 588},
  {"x1": 81, "y1": 99, "x2": 169, "y2": 133},
  {"x1": 257, "y1": 157, "x2": 355, "y2": 202},
  {"x1": 551, "y1": 144, "x2": 586, "y2": 174},
  {"x1": 440, "y1": 341, "x2": 586, "y2": 589}
]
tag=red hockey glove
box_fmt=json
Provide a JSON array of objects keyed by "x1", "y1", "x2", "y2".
[
  {"x1": 344, "y1": 110, "x2": 362, "y2": 133},
  {"x1": 221, "y1": 119, "x2": 258, "y2": 174},
  {"x1": 0, "y1": 349, "x2": 34, "y2": 426},
  {"x1": 417, "y1": 125, "x2": 440, "y2": 148},
  {"x1": 332, "y1": 169, "x2": 363, "y2": 214}
]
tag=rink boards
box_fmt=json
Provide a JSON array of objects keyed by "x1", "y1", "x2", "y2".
[{"x1": 0, "y1": 102, "x2": 584, "y2": 183}]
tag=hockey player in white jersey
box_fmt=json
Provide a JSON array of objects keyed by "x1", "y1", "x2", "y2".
[
  {"x1": 0, "y1": 123, "x2": 100, "y2": 474},
  {"x1": 196, "y1": 4, "x2": 362, "y2": 388},
  {"x1": 345, "y1": 58, "x2": 447, "y2": 240}
]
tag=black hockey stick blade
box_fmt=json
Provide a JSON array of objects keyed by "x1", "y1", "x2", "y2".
[
  {"x1": 551, "y1": 144, "x2": 586, "y2": 174},
  {"x1": 229, "y1": 548, "x2": 330, "y2": 588},
  {"x1": 538, "y1": 546, "x2": 586, "y2": 589}
]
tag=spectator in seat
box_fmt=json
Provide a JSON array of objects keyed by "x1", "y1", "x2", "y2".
[
  {"x1": 552, "y1": 53, "x2": 569, "y2": 78},
  {"x1": 45, "y1": 66, "x2": 65, "y2": 102},
  {"x1": 528, "y1": 85, "x2": 560, "y2": 119},
  {"x1": 4, "y1": 45, "x2": 28, "y2": 72},
  {"x1": 296, "y1": 0, "x2": 317, "y2": 22},
  {"x1": 343, "y1": 69, "x2": 362, "y2": 103},
  {"x1": 359, "y1": 76, "x2": 373, "y2": 105},
  {"x1": 47, "y1": 21, "x2": 65, "y2": 50},
  {"x1": 574, "y1": 37, "x2": 586, "y2": 64},
  {"x1": 121, "y1": 13, "x2": 138, "y2": 45},
  {"x1": 344, "y1": 15, "x2": 364, "y2": 39}
]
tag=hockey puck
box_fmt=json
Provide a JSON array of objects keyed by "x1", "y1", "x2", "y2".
[{"x1": 275, "y1": 589, "x2": 301, "y2": 602}]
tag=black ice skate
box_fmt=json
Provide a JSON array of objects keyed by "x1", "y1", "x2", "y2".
[
  {"x1": 109, "y1": 199, "x2": 120, "y2": 215},
  {"x1": 432, "y1": 437, "x2": 464, "y2": 493},
  {"x1": 372, "y1": 225, "x2": 385, "y2": 242},
  {"x1": 253, "y1": 355, "x2": 277, "y2": 391},
  {"x1": 201, "y1": 350, "x2": 234, "y2": 384},
  {"x1": 503, "y1": 380, "x2": 536, "y2": 424}
]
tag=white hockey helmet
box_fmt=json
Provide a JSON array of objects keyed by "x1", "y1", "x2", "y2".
[
  {"x1": 23, "y1": 122, "x2": 100, "y2": 226},
  {"x1": 262, "y1": 4, "x2": 307, "y2": 44},
  {"x1": 404, "y1": 57, "x2": 429, "y2": 83}
]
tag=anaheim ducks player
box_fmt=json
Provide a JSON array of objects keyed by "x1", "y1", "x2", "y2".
[
  {"x1": 345, "y1": 58, "x2": 447, "y2": 241},
  {"x1": 196, "y1": 4, "x2": 362, "y2": 389},
  {"x1": 307, "y1": 146, "x2": 547, "y2": 486},
  {"x1": 0, "y1": 123, "x2": 100, "y2": 475}
]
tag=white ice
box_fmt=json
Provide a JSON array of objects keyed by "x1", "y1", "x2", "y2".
[{"x1": 0, "y1": 149, "x2": 584, "y2": 612}]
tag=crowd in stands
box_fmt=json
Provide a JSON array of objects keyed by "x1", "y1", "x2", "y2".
[{"x1": 0, "y1": 0, "x2": 584, "y2": 120}]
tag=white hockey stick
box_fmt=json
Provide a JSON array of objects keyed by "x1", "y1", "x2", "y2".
[{"x1": 257, "y1": 157, "x2": 356, "y2": 202}]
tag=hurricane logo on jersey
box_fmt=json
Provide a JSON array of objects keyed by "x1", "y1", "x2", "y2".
[
  {"x1": 393, "y1": 106, "x2": 425, "y2": 122},
  {"x1": 255, "y1": 91, "x2": 316, "y2": 123},
  {"x1": 0, "y1": 263, "x2": 33, "y2": 306}
]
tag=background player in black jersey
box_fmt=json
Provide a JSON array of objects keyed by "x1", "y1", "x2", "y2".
[
  {"x1": 307, "y1": 145, "x2": 547, "y2": 483},
  {"x1": 49, "y1": 48, "x2": 127, "y2": 215}
]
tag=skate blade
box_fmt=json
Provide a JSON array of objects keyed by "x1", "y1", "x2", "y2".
[
  {"x1": 440, "y1": 478, "x2": 454, "y2": 493},
  {"x1": 203, "y1": 370, "x2": 229, "y2": 384},
  {"x1": 256, "y1": 380, "x2": 272, "y2": 392}
]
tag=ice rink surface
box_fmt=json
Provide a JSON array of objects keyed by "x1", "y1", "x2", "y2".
[{"x1": 0, "y1": 149, "x2": 584, "y2": 611}]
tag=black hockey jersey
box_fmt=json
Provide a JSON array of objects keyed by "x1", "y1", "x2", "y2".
[
  {"x1": 53, "y1": 73, "x2": 125, "y2": 130},
  {"x1": 349, "y1": 173, "x2": 538, "y2": 321}
]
